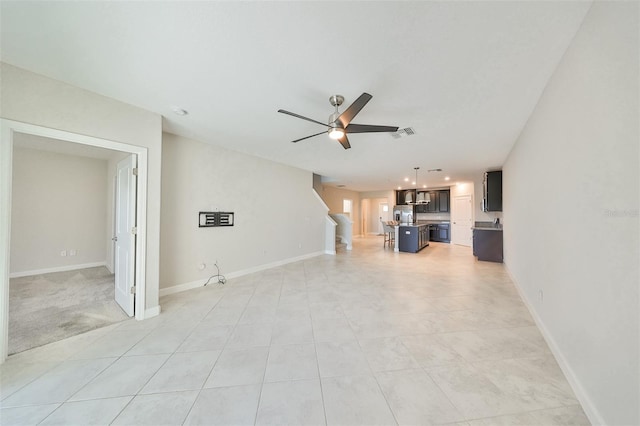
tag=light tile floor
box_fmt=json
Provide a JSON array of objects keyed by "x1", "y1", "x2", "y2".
[{"x1": 0, "y1": 237, "x2": 591, "y2": 425}]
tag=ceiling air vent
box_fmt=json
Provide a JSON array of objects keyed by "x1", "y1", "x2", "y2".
[{"x1": 391, "y1": 127, "x2": 416, "y2": 139}]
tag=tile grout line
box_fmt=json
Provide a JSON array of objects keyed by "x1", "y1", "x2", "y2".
[
  {"x1": 305, "y1": 260, "x2": 329, "y2": 426},
  {"x1": 254, "y1": 271, "x2": 287, "y2": 425}
]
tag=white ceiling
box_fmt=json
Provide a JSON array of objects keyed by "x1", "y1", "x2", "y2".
[{"x1": 1, "y1": 1, "x2": 592, "y2": 191}]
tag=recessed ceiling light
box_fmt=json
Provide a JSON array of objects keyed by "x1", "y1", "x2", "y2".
[
  {"x1": 404, "y1": 177, "x2": 409, "y2": 182},
  {"x1": 411, "y1": 181, "x2": 416, "y2": 185},
  {"x1": 444, "y1": 176, "x2": 450, "y2": 181},
  {"x1": 422, "y1": 184, "x2": 427, "y2": 188},
  {"x1": 172, "y1": 107, "x2": 188, "y2": 116},
  {"x1": 397, "y1": 186, "x2": 402, "y2": 190}
]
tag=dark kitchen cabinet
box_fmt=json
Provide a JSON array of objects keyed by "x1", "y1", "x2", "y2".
[
  {"x1": 396, "y1": 189, "x2": 416, "y2": 205},
  {"x1": 396, "y1": 189, "x2": 450, "y2": 213},
  {"x1": 438, "y1": 191, "x2": 449, "y2": 212},
  {"x1": 437, "y1": 224, "x2": 450, "y2": 241},
  {"x1": 424, "y1": 190, "x2": 449, "y2": 213},
  {"x1": 426, "y1": 191, "x2": 438, "y2": 212},
  {"x1": 483, "y1": 171, "x2": 502, "y2": 212},
  {"x1": 473, "y1": 229, "x2": 503, "y2": 262},
  {"x1": 399, "y1": 225, "x2": 429, "y2": 253},
  {"x1": 429, "y1": 223, "x2": 450, "y2": 243}
]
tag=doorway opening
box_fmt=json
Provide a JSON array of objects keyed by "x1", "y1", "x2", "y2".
[
  {"x1": 0, "y1": 119, "x2": 149, "y2": 362},
  {"x1": 378, "y1": 202, "x2": 390, "y2": 235}
]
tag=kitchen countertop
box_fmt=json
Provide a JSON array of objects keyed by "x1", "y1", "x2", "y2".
[
  {"x1": 399, "y1": 223, "x2": 429, "y2": 228},
  {"x1": 472, "y1": 221, "x2": 503, "y2": 231},
  {"x1": 395, "y1": 221, "x2": 450, "y2": 227}
]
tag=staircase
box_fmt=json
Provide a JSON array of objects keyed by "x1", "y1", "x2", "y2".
[
  {"x1": 335, "y1": 237, "x2": 348, "y2": 252},
  {"x1": 329, "y1": 213, "x2": 353, "y2": 251}
]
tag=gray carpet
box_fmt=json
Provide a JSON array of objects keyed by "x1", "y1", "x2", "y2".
[{"x1": 9, "y1": 266, "x2": 129, "y2": 355}]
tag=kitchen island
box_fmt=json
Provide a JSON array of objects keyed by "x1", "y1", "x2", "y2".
[{"x1": 398, "y1": 223, "x2": 429, "y2": 253}]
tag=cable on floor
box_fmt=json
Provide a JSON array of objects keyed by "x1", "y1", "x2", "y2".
[{"x1": 204, "y1": 262, "x2": 227, "y2": 286}]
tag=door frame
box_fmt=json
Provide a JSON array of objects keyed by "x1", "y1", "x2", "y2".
[{"x1": 0, "y1": 119, "x2": 149, "y2": 362}]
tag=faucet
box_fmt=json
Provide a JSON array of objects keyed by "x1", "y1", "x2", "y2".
[{"x1": 407, "y1": 213, "x2": 413, "y2": 224}]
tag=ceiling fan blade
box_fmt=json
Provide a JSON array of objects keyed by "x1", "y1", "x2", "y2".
[
  {"x1": 278, "y1": 109, "x2": 329, "y2": 128},
  {"x1": 345, "y1": 124, "x2": 399, "y2": 134},
  {"x1": 338, "y1": 134, "x2": 351, "y2": 150},
  {"x1": 291, "y1": 131, "x2": 326, "y2": 143},
  {"x1": 335, "y1": 93, "x2": 373, "y2": 128}
]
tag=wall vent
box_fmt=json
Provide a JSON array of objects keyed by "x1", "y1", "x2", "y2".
[
  {"x1": 391, "y1": 127, "x2": 416, "y2": 139},
  {"x1": 199, "y1": 212, "x2": 234, "y2": 227}
]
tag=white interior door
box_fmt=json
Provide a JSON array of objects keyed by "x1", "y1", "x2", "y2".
[
  {"x1": 114, "y1": 155, "x2": 136, "y2": 316},
  {"x1": 452, "y1": 195, "x2": 473, "y2": 246}
]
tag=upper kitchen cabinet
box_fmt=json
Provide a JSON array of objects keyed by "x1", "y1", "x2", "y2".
[
  {"x1": 483, "y1": 171, "x2": 502, "y2": 212},
  {"x1": 438, "y1": 190, "x2": 449, "y2": 212},
  {"x1": 409, "y1": 189, "x2": 450, "y2": 213}
]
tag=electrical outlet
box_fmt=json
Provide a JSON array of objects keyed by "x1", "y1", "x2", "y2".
[
  {"x1": 69, "y1": 249, "x2": 77, "y2": 256},
  {"x1": 60, "y1": 250, "x2": 67, "y2": 257}
]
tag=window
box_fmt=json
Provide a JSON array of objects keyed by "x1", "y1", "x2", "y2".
[{"x1": 343, "y1": 199, "x2": 352, "y2": 218}]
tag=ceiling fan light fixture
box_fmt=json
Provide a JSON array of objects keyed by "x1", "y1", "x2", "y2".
[{"x1": 328, "y1": 128, "x2": 345, "y2": 140}]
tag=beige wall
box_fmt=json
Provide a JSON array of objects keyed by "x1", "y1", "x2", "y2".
[
  {"x1": 1, "y1": 63, "x2": 163, "y2": 311},
  {"x1": 359, "y1": 190, "x2": 394, "y2": 235},
  {"x1": 502, "y1": 3, "x2": 639, "y2": 424},
  {"x1": 160, "y1": 133, "x2": 328, "y2": 289},
  {"x1": 10, "y1": 147, "x2": 108, "y2": 274},
  {"x1": 320, "y1": 186, "x2": 361, "y2": 235}
]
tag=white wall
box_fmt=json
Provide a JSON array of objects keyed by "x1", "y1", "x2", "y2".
[
  {"x1": 450, "y1": 182, "x2": 473, "y2": 201},
  {"x1": 365, "y1": 198, "x2": 388, "y2": 235},
  {"x1": 160, "y1": 133, "x2": 328, "y2": 290},
  {"x1": 502, "y1": 3, "x2": 639, "y2": 425},
  {"x1": 10, "y1": 147, "x2": 108, "y2": 274},
  {"x1": 0, "y1": 63, "x2": 163, "y2": 311}
]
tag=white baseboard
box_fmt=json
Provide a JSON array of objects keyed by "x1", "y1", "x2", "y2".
[
  {"x1": 325, "y1": 249, "x2": 337, "y2": 255},
  {"x1": 159, "y1": 279, "x2": 206, "y2": 297},
  {"x1": 503, "y1": 262, "x2": 604, "y2": 426},
  {"x1": 144, "y1": 305, "x2": 161, "y2": 319},
  {"x1": 225, "y1": 251, "x2": 326, "y2": 280},
  {"x1": 9, "y1": 261, "x2": 107, "y2": 278},
  {"x1": 159, "y1": 251, "x2": 326, "y2": 297}
]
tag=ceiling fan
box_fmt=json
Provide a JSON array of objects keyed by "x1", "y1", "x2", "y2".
[{"x1": 278, "y1": 93, "x2": 399, "y2": 149}]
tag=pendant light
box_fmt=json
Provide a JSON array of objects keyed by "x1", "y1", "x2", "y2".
[{"x1": 414, "y1": 167, "x2": 425, "y2": 203}]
